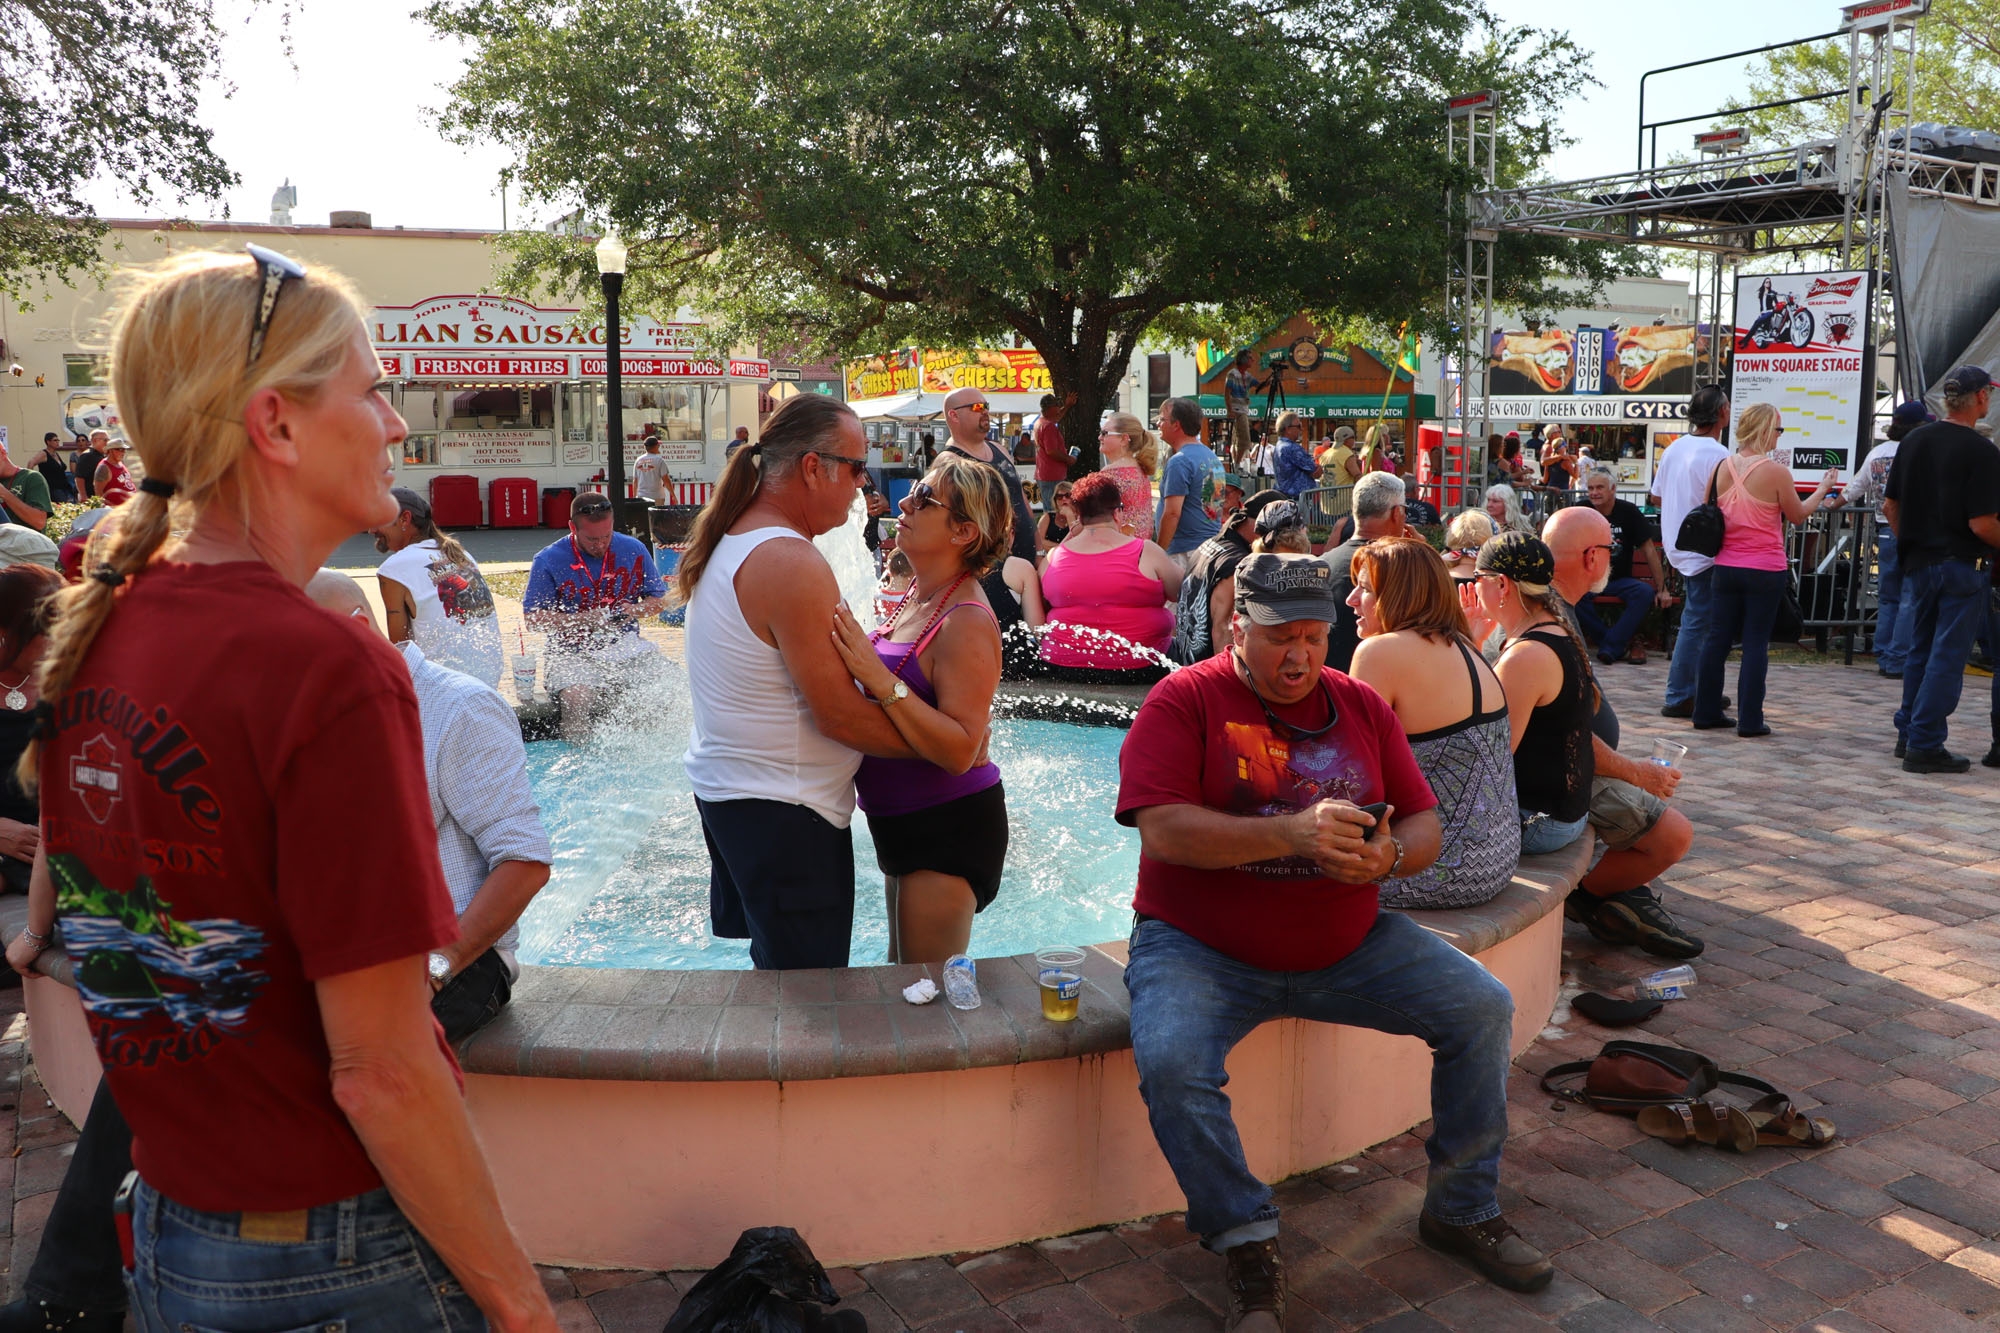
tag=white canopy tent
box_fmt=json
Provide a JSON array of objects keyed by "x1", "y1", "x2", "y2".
[{"x1": 848, "y1": 391, "x2": 1048, "y2": 419}]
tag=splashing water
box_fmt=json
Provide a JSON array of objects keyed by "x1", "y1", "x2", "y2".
[
  {"x1": 815, "y1": 494, "x2": 880, "y2": 629},
  {"x1": 525, "y1": 717, "x2": 1138, "y2": 968},
  {"x1": 511, "y1": 648, "x2": 697, "y2": 960}
]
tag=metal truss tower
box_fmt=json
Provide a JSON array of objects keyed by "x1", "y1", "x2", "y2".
[{"x1": 1444, "y1": 90, "x2": 1498, "y2": 500}]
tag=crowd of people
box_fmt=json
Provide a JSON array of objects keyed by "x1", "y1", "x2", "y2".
[{"x1": 10, "y1": 239, "x2": 1990, "y2": 1333}]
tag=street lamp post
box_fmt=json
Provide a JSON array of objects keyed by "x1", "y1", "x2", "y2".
[{"x1": 595, "y1": 232, "x2": 629, "y2": 533}]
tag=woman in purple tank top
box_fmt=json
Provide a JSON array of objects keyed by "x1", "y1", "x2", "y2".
[{"x1": 833, "y1": 457, "x2": 1012, "y2": 963}]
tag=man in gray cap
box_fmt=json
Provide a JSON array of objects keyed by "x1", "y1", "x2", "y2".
[
  {"x1": 1117, "y1": 553, "x2": 1549, "y2": 1329},
  {"x1": 1884, "y1": 364, "x2": 2000, "y2": 772}
]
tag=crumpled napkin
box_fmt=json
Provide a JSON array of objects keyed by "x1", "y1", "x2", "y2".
[{"x1": 902, "y1": 977, "x2": 939, "y2": 1005}]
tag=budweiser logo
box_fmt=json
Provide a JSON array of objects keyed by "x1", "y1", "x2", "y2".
[{"x1": 1805, "y1": 276, "x2": 1865, "y2": 299}]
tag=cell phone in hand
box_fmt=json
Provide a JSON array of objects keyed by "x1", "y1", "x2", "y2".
[{"x1": 1355, "y1": 801, "x2": 1390, "y2": 828}]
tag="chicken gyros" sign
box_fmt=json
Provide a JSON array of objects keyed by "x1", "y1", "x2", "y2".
[{"x1": 1488, "y1": 324, "x2": 1697, "y2": 398}]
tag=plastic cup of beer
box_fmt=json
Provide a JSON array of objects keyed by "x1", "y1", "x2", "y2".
[
  {"x1": 1650, "y1": 739, "x2": 1688, "y2": 769},
  {"x1": 1035, "y1": 946, "x2": 1086, "y2": 1022}
]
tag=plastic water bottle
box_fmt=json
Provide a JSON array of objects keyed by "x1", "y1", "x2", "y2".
[
  {"x1": 1639, "y1": 965, "x2": 1697, "y2": 1001},
  {"x1": 942, "y1": 954, "x2": 981, "y2": 1010}
]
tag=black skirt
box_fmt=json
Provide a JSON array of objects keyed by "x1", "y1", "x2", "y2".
[{"x1": 865, "y1": 781, "x2": 1009, "y2": 912}]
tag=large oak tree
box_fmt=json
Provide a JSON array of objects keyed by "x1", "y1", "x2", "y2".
[
  {"x1": 428, "y1": 0, "x2": 1618, "y2": 465},
  {"x1": 2, "y1": 0, "x2": 247, "y2": 301}
]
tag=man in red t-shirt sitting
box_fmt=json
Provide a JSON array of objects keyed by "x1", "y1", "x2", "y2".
[{"x1": 1116, "y1": 554, "x2": 1551, "y2": 1327}]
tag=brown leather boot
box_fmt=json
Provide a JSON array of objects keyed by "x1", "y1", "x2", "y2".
[
  {"x1": 1222, "y1": 1236, "x2": 1285, "y2": 1330},
  {"x1": 1418, "y1": 1211, "x2": 1553, "y2": 1292}
]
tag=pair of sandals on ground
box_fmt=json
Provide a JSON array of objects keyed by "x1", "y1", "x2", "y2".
[{"x1": 1544, "y1": 1039, "x2": 1836, "y2": 1155}]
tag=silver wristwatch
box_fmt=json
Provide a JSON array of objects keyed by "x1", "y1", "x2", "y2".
[
  {"x1": 1385, "y1": 835, "x2": 1407, "y2": 879},
  {"x1": 428, "y1": 952, "x2": 452, "y2": 983}
]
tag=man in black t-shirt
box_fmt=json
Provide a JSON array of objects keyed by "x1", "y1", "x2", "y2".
[
  {"x1": 1884, "y1": 364, "x2": 2000, "y2": 772},
  {"x1": 1173, "y1": 487, "x2": 1273, "y2": 661},
  {"x1": 939, "y1": 387, "x2": 1037, "y2": 563},
  {"x1": 1320, "y1": 473, "x2": 1409, "y2": 673},
  {"x1": 1575, "y1": 467, "x2": 1669, "y2": 665}
]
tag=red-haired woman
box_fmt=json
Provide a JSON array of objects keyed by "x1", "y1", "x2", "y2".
[{"x1": 1038, "y1": 471, "x2": 1183, "y2": 678}]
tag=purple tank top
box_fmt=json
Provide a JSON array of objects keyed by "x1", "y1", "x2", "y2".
[{"x1": 854, "y1": 604, "x2": 1003, "y2": 817}]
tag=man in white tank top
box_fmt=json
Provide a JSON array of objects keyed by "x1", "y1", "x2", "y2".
[{"x1": 681, "y1": 397, "x2": 923, "y2": 968}]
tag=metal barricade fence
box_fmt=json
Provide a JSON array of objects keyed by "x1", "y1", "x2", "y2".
[
  {"x1": 1296, "y1": 483, "x2": 1354, "y2": 529},
  {"x1": 1787, "y1": 504, "x2": 1879, "y2": 663}
]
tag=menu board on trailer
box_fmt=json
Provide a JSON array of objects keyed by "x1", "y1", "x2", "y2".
[
  {"x1": 1729, "y1": 271, "x2": 1871, "y2": 482},
  {"x1": 437, "y1": 430, "x2": 556, "y2": 467}
]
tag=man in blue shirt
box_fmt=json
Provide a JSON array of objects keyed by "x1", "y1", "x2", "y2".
[
  {"x1": 523, "y1": 491, "x2": 668, "y2": 738},
  {"x1": 1270, "y1": 411, "x2": 1322, "y2": 499},
  {"x1": 1154, "y1": 397, "x2": 1223, "y2": 566}
]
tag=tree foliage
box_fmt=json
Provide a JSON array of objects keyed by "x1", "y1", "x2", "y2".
[
  {"x1": 1, "y1": 0, "x2": 246, "y2": 301},
  {"x1": 1725, "y1": 2, "x2": 2000, "y2": 145},
  {"x1": 428, "y1": 0, "x2": 1620, "y2": 464}
]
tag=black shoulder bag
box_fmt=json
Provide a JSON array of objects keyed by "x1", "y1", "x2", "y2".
[{"x1": 1675, "y1": 458, "x2": 1726, "y2": 558}]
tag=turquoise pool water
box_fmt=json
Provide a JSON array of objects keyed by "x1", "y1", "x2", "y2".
[{"x1": 517, "y1": 718, "x2": 1139, "y2": 968}]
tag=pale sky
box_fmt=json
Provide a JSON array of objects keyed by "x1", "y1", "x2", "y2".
[{"x1": 84, "y1": 0, "x2": 1850, "y2": 232}]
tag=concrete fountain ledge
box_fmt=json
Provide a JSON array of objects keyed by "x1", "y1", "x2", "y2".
[{"x1": 0, "y1": 832, "x2": 1587, "y2": 1272}]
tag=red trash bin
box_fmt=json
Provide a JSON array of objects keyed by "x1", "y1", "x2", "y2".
[
  {"x1": 429, "y1": 474, "x2": 482, "y2": 527},
  {"x1": 489, "y1": 477, "x2": 538, "y2": 528},
  {"x1": 542, "y1": 486, "x2": 577, "y2": 528}
]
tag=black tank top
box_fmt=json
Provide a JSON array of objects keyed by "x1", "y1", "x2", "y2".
[{"x1": 1512, "y1": 625, "x2": 1593, "y2": 823}]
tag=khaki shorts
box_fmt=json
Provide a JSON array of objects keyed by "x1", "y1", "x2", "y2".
[
  {"x1": 1228, "y1": 409, "x2": 1252, "y2": 454},
  {"x1": 1587, "y1": 776, "x2": 1665, "y2": 851}
]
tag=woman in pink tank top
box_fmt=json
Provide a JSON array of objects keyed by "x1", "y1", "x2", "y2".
[
  {"x1": 832, "y1": 457, "x2": 1012, "y2": 964},
  {"x1": 1692, "y1": 403, "x2": 1841, "y2": 737},
  {"x1": 1038, "y1": 471, "x2": 1184, "y2": 676}
]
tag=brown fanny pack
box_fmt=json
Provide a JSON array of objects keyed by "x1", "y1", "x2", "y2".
[{"x1": 1539, "y1": 1040, "x2": 1780, "y2": 1114}]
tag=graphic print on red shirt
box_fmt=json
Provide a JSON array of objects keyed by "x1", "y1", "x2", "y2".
[
  {"x1": 40, "y1": 560, "x2": 458, "y2": 1213},
  {"x1": 1115, "y1": 652, "x2": 1436, "y2": 973}
]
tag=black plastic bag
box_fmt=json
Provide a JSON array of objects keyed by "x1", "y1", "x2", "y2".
[{"x1": 663, "y1": 1227, "x2": 867, "y2": 1332}]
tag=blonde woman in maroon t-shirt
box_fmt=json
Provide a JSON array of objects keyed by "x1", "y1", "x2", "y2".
[{"x1": 10, "y1": 249, "x2": 554, "y2": 1333}]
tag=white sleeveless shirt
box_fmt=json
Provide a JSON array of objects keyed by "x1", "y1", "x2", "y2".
[{"x1": 682, "y1": 528, "x2": 862, "y2": 827}]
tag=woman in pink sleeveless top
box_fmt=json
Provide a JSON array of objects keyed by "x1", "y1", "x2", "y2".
[
  {"x1": 832, "y1": 456, "x2": 1012, "y2": 964},
  {"x1": 1692, "y1": 403, "x2": 1840, "y2": 736},
  {"x1": 1038, "y1": 471, "x2": 1183, "y2": 676}
]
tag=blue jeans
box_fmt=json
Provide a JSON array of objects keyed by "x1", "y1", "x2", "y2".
[
  {"x1": 126, "y1": 1180, "x2": 485, "y2": 1333},
  {"x1": 1519, "y1": 808, "x2": 1590, "y2": 855},
  {"x1": 1874, "y1": 528, "x2": 1907, "y2": 673},
  {"x1": 1696, "y1": 565, "x2": 1787, "y2": 731},
  {"x1": 1575, "y1": 576, "x2": 1654, "y2": 659},
  {"x1": 1664, "y1": 567, "x2": 1715, "y2": 709},
  {"x1": 1894, "y1": 558, "x2": 1989, "y2": 753},
  {"x1": 1124, "y1": 913, "x2": 1514, "y2": 1251}
]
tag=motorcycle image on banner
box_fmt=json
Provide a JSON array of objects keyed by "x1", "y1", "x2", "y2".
[{"x1": 1728, "y1": 271, "x2": 1872, "y2": 485}]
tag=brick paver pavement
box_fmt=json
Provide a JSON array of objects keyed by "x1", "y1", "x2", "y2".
[{"x1": 6, "y1": 657, "x2": 2000, "y2": 1330}]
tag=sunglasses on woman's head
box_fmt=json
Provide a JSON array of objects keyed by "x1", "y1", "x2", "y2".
[{"x1": 245, "y1": 243, "x2": 307, "y2": 368}]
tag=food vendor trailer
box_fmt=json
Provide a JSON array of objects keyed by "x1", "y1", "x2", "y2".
[{"x1": 373, "y1": 295, "x2": 768, "y2": 517}]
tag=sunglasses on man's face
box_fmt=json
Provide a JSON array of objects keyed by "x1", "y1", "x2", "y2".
[
  {"x1": 951, "y1": 402, "x2": 991, "y2": 415},
  {"x1": 811, "y1": 450, "x2": 868, "y2": 480},
  {"x1": 245, "y1": 243, "x2": 307, "y2": 369}
]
